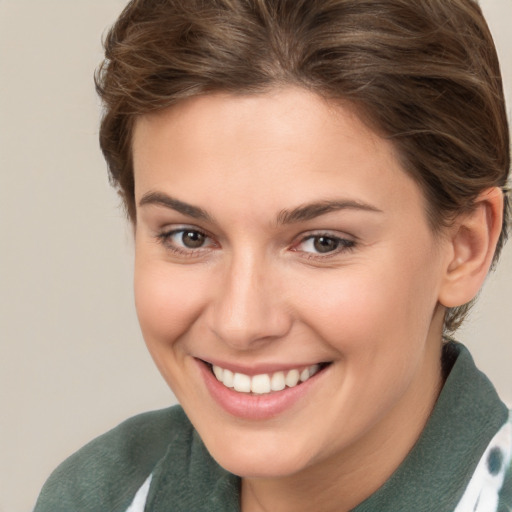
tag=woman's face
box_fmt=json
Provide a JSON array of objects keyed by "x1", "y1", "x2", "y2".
[{"x1": 132, "y1": 88, "x2": 449, "y2": 479}]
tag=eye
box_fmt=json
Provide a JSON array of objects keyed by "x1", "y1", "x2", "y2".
[
  {"x1": 157, "y1": 227, "x2": 215, "y2": 253},
  {"x1": 296, "y1": 234, "x2": 355, "y2": 255},
  {"x1": 177, "y1": 229, "x2": 207, "y2": 249}
]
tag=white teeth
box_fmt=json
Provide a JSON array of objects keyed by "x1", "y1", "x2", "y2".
[
  {"x1": 302, "y1": 364, "x2": 321, "y2": 382},
  {"x1": 251, "y1": 374, "x2": 271, "y2": 394},
  {"x1": 223, "y1": 369, "x2": 234, "y2": 388},
  {"x1": 211, "y1": 363, "x2": 324, "y2": 395},
  {"x1": 285, "y1": 369, "x2": 300, "y2": 387},
  {"x1": 233, "y1": 372, "x2": 251, "y2": 392},
  {"x1": 309, "y1": 364, "x2": 320, "y2": 378},
  {"x1": 270, "y1": 371, "x2": 286, "y2": 391},
  {"x1": 213, "y1": 365, "x2": 223, "y2": 381},
  {"x1": 300, "y1": 368, "x2": 310, "y2": 382}
]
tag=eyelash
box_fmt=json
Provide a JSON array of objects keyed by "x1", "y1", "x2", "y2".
[
  {"x1": 155, "y1": 228, "x2": 357, "y2": 259},
  {"x1": 156, "y1": 228, "x2": 216, "y2": 257},
  {"x1": 293, "y1": 233, "x2": 357, "y2": 259}
]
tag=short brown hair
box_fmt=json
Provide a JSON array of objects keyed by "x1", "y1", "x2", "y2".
[{"x1": 95, "y1": 0, "x2": 510, "y2": 332}]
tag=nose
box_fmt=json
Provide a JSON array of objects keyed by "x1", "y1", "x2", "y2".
[{"x1": 207, "y1": 251, "x2": 292, "y2": 350}]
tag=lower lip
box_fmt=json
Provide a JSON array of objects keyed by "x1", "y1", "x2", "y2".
[{"x1": 197, "y1": 360, "x2": 328, "y2": 421}]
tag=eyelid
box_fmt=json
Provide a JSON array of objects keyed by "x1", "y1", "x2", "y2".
[
  {"x1": 291, "y1": 231, "x2": 357, "y2": 257},
  {"x1": 155, "y1": 225, "x2": 218, "y2": 254}
]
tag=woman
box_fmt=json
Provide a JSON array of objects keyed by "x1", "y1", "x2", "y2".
[{"x1": 35, "y1": 0, "x2": 511, "y2": 510}]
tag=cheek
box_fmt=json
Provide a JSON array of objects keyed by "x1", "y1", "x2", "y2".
[
  {"x1": 293, "y1": 248, "x2": 440, "y2": 356},
  {"x1": 134, "y1": 259, "x2": 207, "y2": 347}
]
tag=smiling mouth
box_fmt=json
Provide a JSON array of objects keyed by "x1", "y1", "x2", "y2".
[{"x1": 204, "y1": 362, "x2": 331, "y2": 395}]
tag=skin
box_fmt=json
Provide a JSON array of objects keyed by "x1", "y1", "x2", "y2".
[{"x1": 131, "y1": 88, "x2": 501, "y2": 512}]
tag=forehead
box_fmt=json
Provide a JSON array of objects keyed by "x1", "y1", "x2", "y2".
[
  {"x1": 133, "y1": 89, "x2": 385, "y2": 160},
  {"x1": 131, "y1": 88, "x2": 427, "y2": 222}
]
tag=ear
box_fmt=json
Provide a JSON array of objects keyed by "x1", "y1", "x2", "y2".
[{"x1": 438, "y1": 187, "x2": 503, "y2": 308}]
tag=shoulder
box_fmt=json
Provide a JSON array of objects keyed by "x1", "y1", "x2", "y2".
[{"x1": 34, "y1": 405, "x2": 192, "y2": 512}]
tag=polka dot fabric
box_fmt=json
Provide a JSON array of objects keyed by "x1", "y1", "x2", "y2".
[{"x1": 454, "y1": 412, "x2": 512, "y2": 512}]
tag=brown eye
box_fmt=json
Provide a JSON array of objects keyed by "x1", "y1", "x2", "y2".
[
  {"x1": 181, "y1": 230, "x2": 206, "y2": 248},
  {"x1": 313, "y1": 236, "x2": 340, "y2": 253},
  {"x1": 157, "y1": 227, "x2": 215, "y2": 255},
  {"x1": 295, "y1": 234, "x2": 355, "y2": 256}
]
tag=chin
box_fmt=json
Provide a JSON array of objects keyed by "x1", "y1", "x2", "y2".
[
  {"x1": 216, "y1": 450, "x2": 308, "y2": 479},
  {"x1": 201, "y1": 427, "x2": 315, "y2": 479}
]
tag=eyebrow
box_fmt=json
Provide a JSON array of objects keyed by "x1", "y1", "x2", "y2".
[
  {"x1": 276, "y1": 199, "x2": 382, "y2": 224},
  {"x1": 139, "y1": 191, "x2": 214, "y2": 222},
  {"x1": 139, "y1": 191, "x2": 382, "y2": 225}
]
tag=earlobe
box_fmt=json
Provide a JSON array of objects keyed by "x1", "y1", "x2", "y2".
[{"x1": 438, "y1": 187, "x2": 503, "y2": 308}]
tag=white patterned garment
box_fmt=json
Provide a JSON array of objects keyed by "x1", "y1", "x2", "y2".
[{"x1": 454, "y1": 412, "x2": 512, "y2": 512}]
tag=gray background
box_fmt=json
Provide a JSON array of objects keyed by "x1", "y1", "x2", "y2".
[{"x1": 0, "y1": 1, "x2": 510, "y2": 511}]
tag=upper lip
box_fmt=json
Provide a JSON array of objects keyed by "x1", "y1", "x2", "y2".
[{"x1": 197, "y1": 357, "x2": 329, "y2": 376}]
